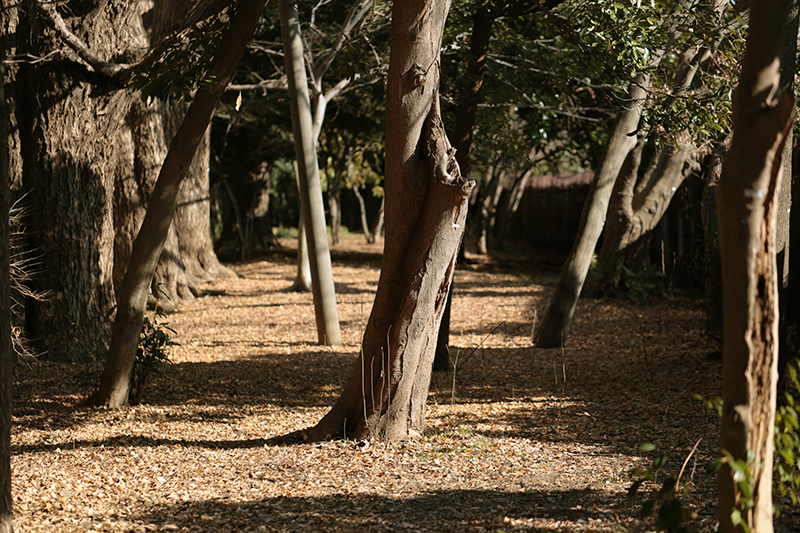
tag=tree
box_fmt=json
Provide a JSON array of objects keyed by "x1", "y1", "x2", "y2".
[
  {"x1": 279, "y1": 0, "x2": 342, "y2": 346},
  {"x1": 715, "y1": 1, "x2": 794, "y2": 532},
  {"x1": 93, "y1": 0, "x2": 270, "y2": 407},
  {"x1": 11, "y1": 0, "x2": 141, "y2": 361},
  {"x1": 305, "y1": 0, "x2": 473, "y2": 442},
  {"x1": 0, "y1": 60, "x2": 13, "y2": 533},
  {"x1": 534, "y1": 72, "x2": 651, "y2": 347}
]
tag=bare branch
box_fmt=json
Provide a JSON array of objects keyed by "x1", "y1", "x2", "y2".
[{"x1": 227, "y1": 78, "x2": 288, "y2": 91}]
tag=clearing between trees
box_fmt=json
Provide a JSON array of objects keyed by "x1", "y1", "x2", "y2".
[{"x1": 10, "y1": 237, "x2": 798, "y2": 532}]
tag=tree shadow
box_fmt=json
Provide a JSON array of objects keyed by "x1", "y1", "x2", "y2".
[{"x1": 132, "y1": 487, "x2": 625, "y2": 533}]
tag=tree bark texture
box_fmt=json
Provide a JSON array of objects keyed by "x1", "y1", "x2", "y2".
[
  {"x1": 19, "y1": 1, "x2": 141, "y2": 361},
  {"x1": 0, "y1": 61, "x2": 14, "y2": 533},
  {"x1": 716, "y1": 1, "x2": 794, "y2": 531},
  {"x1": 535, "y1": 74, "x2": 651, "y2": 348},
  {"x1": 94, "y1": 0, "x2": 269, "y2": 407},
  {"x1": 305, "y1": 0, "x2": 474, "y2": 442},
  {"x1": 279, "y1": 0, "x2": 342, "y2": 345}
]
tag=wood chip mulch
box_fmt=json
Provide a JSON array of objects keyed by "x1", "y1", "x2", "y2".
[{"x1": 11, "y1": 237, "x2": 800, "y2": 532}]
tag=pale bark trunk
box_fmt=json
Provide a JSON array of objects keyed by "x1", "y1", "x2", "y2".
[
  {"x1": 535, "y1": 74, "x2": 650, "y2": 348},
  {"x1": 94, "y1": 0, "x2": 269, "y2": 407},
  {"x1": 352, "y1": 182, "x2": 374, "y2": 243},
  {"x1": 305, "y1": 0, "x2": 472, "y2": 441},
  {"x1": 716, "y1": 1, "x2": 793, "y2": 532},
  {"x1": 370, "y1": 197, "x2": 385, "y2": 242},
  {"x1": 0, "y1": 60, "x2": 13, "y2": 533},
  {"x1": 291, "y1": 161, "x2": 312, "y2": 292},
  {"x1": 280, "y1": 0, "x2": 341, "y2": 345}
]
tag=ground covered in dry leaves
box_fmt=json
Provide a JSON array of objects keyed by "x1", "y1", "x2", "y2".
[{"x1": 11, "y1": 237, "x2": 799, "y2": 532}]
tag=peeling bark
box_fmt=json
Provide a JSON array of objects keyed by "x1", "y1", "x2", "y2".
[{"x1": 716, "y1": 1, "x2": 794, "y2": 531}]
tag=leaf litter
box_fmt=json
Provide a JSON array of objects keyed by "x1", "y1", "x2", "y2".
[{"x1": 11, "y1": 236, "x2": 799, "y2": 532}]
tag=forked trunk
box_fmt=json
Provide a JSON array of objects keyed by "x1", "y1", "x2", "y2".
[
  {"x1": 716, "y1": 1, "x2": 793, "y2": 531},
  {"x1": 534, "y1": 74, "x2": 651, "y2": 348},
  {"x1": 305, "y1": 0, "x2": 473, "y2": 441}
]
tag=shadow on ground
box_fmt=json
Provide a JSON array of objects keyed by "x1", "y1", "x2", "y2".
[{"x1": 133, "y1": 488, "x2": 623, "y2": 533}]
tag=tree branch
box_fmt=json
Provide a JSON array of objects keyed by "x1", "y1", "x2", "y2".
[{"x1": 33, "y1": 1, "x2": 132, "y2": 81}]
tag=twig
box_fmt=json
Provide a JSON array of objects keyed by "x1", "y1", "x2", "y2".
[
  {"x1": 676, "y1": 437, "x2": 702, "y2": 492},
  {"x1": 455, "y1": 320, "x2": 506, "y2": 373}
]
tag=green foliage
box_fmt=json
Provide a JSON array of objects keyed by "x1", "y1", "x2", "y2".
[
  {"x1": 621, "y1": 266, "x2": 666, "y2": 304},
  {"x1": 628, "y1": 443, "x2": 692, "y2": 533},
  {"x1": 775, "y1": 361, "x2": 800, "y2": 510},
  {"x1": 129, "y1": 307, "x2": 178, "y2": 405},
  {"x1": 131, "y1": 14, "x2": 231, "y2": 102},
  {"x1": 708, "y1": 450, "x2": 758, "y2": 533}
]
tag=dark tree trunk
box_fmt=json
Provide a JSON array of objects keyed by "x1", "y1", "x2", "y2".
[
  {"x1": 0, "y1": 59, "x2": 14, "y2": 533},
  {"x1": 305, "y1": 0, "x2": 473, "y2": 441},
  {"x1": 19, "y1": 0, "x2": 139, "y2": 361},
  {"x1": 715, "y1": 1, "x2": 793, "y2": 531}
]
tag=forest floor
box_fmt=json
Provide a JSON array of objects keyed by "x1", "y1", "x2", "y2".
[{"x1": 11, "y1": 235, "x2": 800, "y2": 532}]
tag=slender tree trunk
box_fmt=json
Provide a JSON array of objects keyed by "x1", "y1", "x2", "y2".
[
  {"x1": 291, "y1": 161, "x2": 313, "y2": 292},
  {"x1": 94, "y1": 0, "x2": 269, "y2": 407},
  {"x1": 370, "y1": 196, "x2": 384, "y2": 242},
  {"x1": 703, "y1": 133, "x2": 732, "y2": 336},
  {"x1": 280, "y1": 0, "x2": 341, "y2": 345},
  {"x1": 0, "y1": 60, "x2": 13, "y2": 533},
  {"x1": 352, "y1": 182, "x2": 374, "y2": 243},
  {"x1": 716, "y1": 1, "x2": 794, "y2": 532},
  {"x1": 587, "y1": 134, "x2": 695, "y2": 294},
  {"x1": 305, "y1": 0, "x2": 473, "y2": 441},
  {"x1": 494, "y1": 169, "x2": 531, "y2": 249},
  {"x1": 535, "y1": 74, "x2": 651, "y2": 348}
]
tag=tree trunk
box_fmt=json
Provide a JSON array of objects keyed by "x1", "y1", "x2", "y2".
[
  {"x1": 587, "y1": 134, "x2": 695, "y2": 294},
  {"x1": 716, "y1": 1, "x2": 794, "y2": 532},
  {"x1": 164, "y1": 101, "x2": 238, "y2": 283},
  {"x1": 494, "y1": 169, "x2": 531, "y2": 249},
  {"x1": 19, "y1": 1, "x2": 141, "y2": 361},
  {"x1": 352, "y1": 182, "x2": 374, "y2": 243},
  {"x1": 0, "y1": 60, "x2": 13, "y2": 533},
  {"x1": 305, "y1": 0, "x2": 473, "y2": 442},
  {"x1": 94, "y1": 0, "x2": 269, "y2": 407},
  {"x1": 291, "y1": 162, "x2": 313, "y2": 292},
  {"x1": 370, "y1": 196, "x2": 385, "y2": 242},
  {"x1": 703, "y1": 133, "x2": 732, "y2": 337},
  {"x1": 535, "y1": 74, "x2": 651, "y2": 348},
  {"x1": 279, "y1": 0, "x2": 341, "y2": 345}
]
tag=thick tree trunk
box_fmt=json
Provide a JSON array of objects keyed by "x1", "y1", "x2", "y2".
[
  {"x1": 164, "y1": 101, "x2": 238, "y2": 283},
  {"x1": 305, "y1": 0, "x2": 473, "y2": 441},
  {"x1": 0, "y1": 60, "x2": 13, "y2": 533},
  {"x1": 716, "y1": 1, "x2": 794, "y2": 532},
  {"x1": 535, "y1": 74, "x2": 650, "y2": 348},
  {"x1": 280, "y1": 0, "x2": 341, "y2": 345},
  {"x1": 94, "y1": 0, "x2": 269, "y2": 407},
  {"x1": 20, "y1": 1, "x2": 139, "y2": 361}
]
